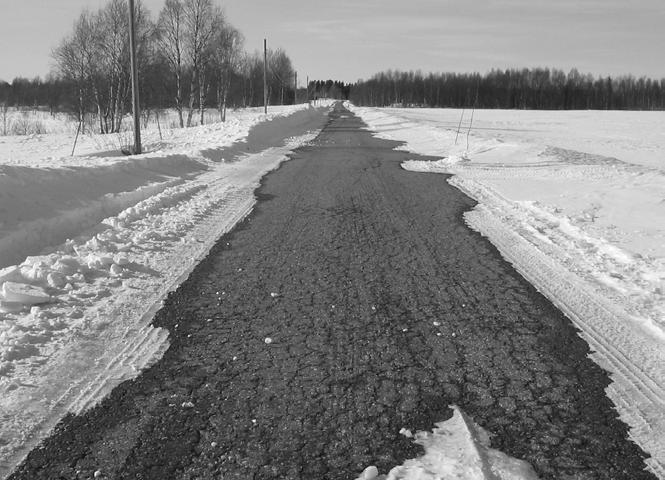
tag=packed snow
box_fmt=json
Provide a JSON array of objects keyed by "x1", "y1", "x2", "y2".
[
  {"x1": 347, "y1": 103, "x2": 665, "y2": 478},
  {"x1": 356, "y1": 405, "x2": 539, "y2": 480},
  {"x1": 0, "y1": 102, "x2": 331, "y2": 476}
]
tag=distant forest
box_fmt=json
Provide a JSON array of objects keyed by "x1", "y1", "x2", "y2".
[
  {"x1": 4, "y1": 66, "x2": 664, "y2": 124},
  {"x1": 348, "y1": 68, "x2": 665, "y2": 110}
]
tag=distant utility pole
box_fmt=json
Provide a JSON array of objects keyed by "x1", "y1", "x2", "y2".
[
  {"x1": 128, "y1": 0, "x2": 141, "y2": 154},
  {"x1": 294, "y1": 71, "x2": 297, "y2": 104},
  {"x1": 263, "y1": 38, "x2": 268, "y2": 114},
  {"x1": 306, "y1": 75, "x2": 309, "y2": 103}
]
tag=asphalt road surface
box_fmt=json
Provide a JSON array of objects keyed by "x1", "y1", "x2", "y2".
[{"x1": 9, "y1": 104, "x2": 656, "y2": 480}]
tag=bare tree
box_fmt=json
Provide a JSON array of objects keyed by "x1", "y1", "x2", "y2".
[
  {"x1": 182, "y1": 0, "x2": 220, "y2": 126},
  {"x1": 50, "y1": 0, "x2": 305, "y2": 127},
  {"x1": 156, "y1": 0, "x2": 186, "y2": 127},
  {"x1": 212, "y1": 23, "x2": 243, "y2": 121},
  {"x1": 157, "y1": 0, "x2": 221, "y2": 127},
  {"x1": 269, "y1": 48, "x2": 294, "y2": 105},
  {"x1": 237, "y1": 52, "x2": 254, "y2": 107},
  {"x1": 95, "y1": 0, "x2": 129, "y2": 133},
  {"x1": 52, "y1": 11, "x2": 97, "y2": 133},
  {"x1": 1, "y1": 101, "x2": 8, "y2": 135},
  {"x1": 53, "y1": 1, "x2": 153, "y2": 134},
  {"x1": 239, "y1": 52, "x2": 264, "y2": 107}
]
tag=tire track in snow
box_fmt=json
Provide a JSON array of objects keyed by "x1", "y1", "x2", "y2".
[{"x1": 463, "y1": 204, "x2": 665, "y2": 478}]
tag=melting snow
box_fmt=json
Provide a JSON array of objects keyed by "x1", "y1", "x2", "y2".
[{"x1": 357, "y1": 406, "x2": 539, "y2": 480}]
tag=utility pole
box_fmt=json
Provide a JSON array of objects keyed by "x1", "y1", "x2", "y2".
[
  {"x1": 294, "y1": 71, "x2": 297, "y2": 105},
  {"x1": 128, "y1": 0, "x2": 141, "y2": 154},
  {"x1": 306, "y1": 75, "x2": 309, "y2": 103},
  {"x1": 263, "y1": 38, "x2": 268, "y2": 114}
]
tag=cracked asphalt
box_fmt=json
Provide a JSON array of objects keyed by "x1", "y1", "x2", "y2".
[{"x1": 8, "y1": 104, "x2": 656, "y2": 480}]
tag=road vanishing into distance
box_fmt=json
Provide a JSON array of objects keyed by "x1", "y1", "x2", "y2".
[{"x1": 8, "y1": 104, "x2": 656, "y2": 480}]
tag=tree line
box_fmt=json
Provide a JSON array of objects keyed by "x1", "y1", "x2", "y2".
[
  {"x1": 307, "y1": 80, "x2": 351, "y2": 101},
  {"x1": 349, "y1": 68, "x2": 665, "y2": 110},
  {"x1": 0, "y1": 0, "x2": 298, "y2": 133}
]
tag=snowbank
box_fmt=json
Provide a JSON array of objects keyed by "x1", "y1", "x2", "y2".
[
  {"x1": 0, "y1": 103, "x2": 330, "y2": 476},
  {"x1": 348, "y1": 103, "x2": 665, "y2": 478}
]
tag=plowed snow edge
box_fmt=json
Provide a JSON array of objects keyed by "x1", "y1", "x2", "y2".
[{"x1": 462, "y1": 201, "x2": 665, "y2": 478}]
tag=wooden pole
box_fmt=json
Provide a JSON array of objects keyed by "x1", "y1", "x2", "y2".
[
  {"x1": 466, "y1": 84, "x2": 480, "y2": 151},
  {"x1": 263, "y1": 38, "x2": 268, "y2": 114},
  {"x1": 71, "y1": 120, "x2": 81, "y2": 156},
  {"x1": 294, "y1": 71, "x2": 297, "y2": 105},
  {"x1": 466, "y1": 86, "x2": 479, "y2": 152},
  {"x1": 455, "y1": 108, "x2": 464, "y2": 145},
  {"x1": 128, "y1": 0, "x2": 141, "y2": 154},
  {"x1": 306, "y1": 75, "x2": 309, "y2": 103},
  {"x1": 156, "y1": 110, "x2": 162, "y2": 140},
  {"x1": 466, "y1": 106, "x2": 475, "y2": 152}
]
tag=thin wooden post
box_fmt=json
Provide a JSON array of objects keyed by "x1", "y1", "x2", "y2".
[
  {"x1": 128, "y1": 0, "x2": 141, "y2": 154},
  {"x1": 156, "y1": 110, "x2": 162, "y2": 140},
  {"x1": 455, "y1": 109, "x2": 464, "y2": 145},
  {"x1": 466, "y1": 84, "x2": 480, "y2": 151},
  {"x1": 71, "y1": 120, "x2": 81, "y2": 156},
  {"x1": 263, "y1": 39, "x2": 268, "y2": 114},
  {"x1": 466, "y1": 106, "x2": 475, "y2": 152},
  {"x1": 294, "y1": 71, "x2": 297, "y2": 105}
]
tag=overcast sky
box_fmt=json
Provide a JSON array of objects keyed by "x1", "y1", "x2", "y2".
[{"x1": 1, "y1": 0, "x2": 664, "y2": 84}]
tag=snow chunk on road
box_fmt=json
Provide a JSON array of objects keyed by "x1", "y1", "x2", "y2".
[{"x1": 357, "y1": 406, "x2": 539, "y2": 480}]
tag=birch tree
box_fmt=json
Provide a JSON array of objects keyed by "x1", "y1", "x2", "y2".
[
  {"x1": 269, "y1": 48, "x2": 294, "y2": 105},
  {"x1": 52, "y1": 11, "x2": 97, "y2": 132},
  {"x1": 182, "y1": 0, "x2": 221, "y2": 126},
  {"x1": 54, "y1": 0, "x2": 152, "y2": 134},
  {"x1": 157, "y1": 0, "x2": 186, "y2": 127},
  {"x1": 212, "y1": 23, "x2": 243, "y2": 121}
]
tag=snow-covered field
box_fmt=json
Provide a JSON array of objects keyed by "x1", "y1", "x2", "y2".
[
  {"x1": 0, "y1": 106, "x2": 231, "y2": 137},
  {"x1": 0, "y1": 103, "x2": 331, "y2": 476},
  {"x1": 347, "y1": 104, "x2": 665, "y2": 478}
]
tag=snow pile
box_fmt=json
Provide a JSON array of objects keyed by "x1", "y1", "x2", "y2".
[
  {"x1": 0, "y1": 156, "x2": 207, "y2": 267},
  {"x1": 357, "y1": 406, "x2": 539, "y2": 480},
  {"x1": 348, "y1": 104, "x2": 665, "y2": 478},
  {"x1": 0, "y1": 103, "x2": 330, "y2": 476}
]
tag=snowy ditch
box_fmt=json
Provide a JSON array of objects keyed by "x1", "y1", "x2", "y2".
[
  {"x1": 0, "y1": 104, "x2": 329, "y2": 476},
  {"x1": 348, "y1": 103, "x2": 665, "y2": 478}
]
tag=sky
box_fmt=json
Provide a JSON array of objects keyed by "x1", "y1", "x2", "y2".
[{"x1": 1, "y1": 0, "x2": 664, "y2": 84}]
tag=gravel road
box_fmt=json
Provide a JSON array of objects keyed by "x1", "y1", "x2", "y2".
[{"x1": 8, "y1": 104, "x2": 656, "y2": 480}]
